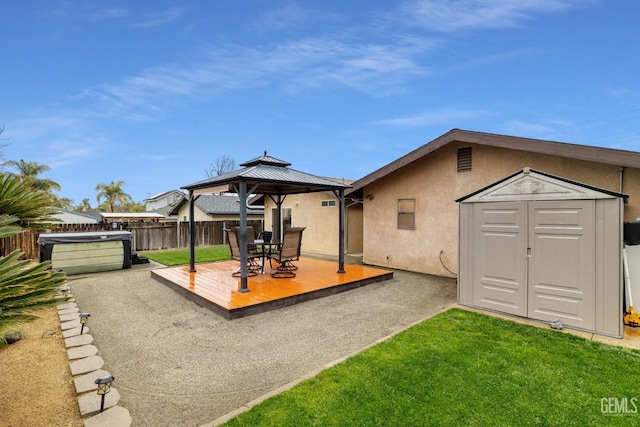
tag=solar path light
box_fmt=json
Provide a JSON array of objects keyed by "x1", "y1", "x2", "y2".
[
  {"x1": 95, "y1": 375, "x2": 115, "y2": 412},
  {"x1": 79, "y1": 313, "x2": 90, "y2": 334}
]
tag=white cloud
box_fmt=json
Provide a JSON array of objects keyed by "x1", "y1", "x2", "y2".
[
  {"x1": 503, "y1": 120, "x2": 558, "y2": 134},
  {"x1": 47, "y1": 138, "x2": 104, "y2": 168},
  {"x1": 400, "y1": 0, "x2": 590, "y2": 32},
  {"x1": 608, "y1": 87, "x2": 640, "y2": 101},
  {"x1": 374, "y1": 107, "x2": 492, "y2": 128},
  {"x1": 258, "y1": 4, "x2": 313, "y2": 31},
  {"x1": 8, "y1": 115, "x2": 88, "y2": 141},
  {"x1": 78, "y1": 34, "x2": 435, "y2": 116},
  {"x1": 70, "y1": 6, "x2": 183, "y2": 28},
  {"x1": 133, "y1": 8, "x2": 186, "y2": 28},
  {"x1": 138, "y1": 153, "x2": 180, "y2": 162},
  {"x1": 91, "y1": 8, "x2": 129, "y2": 21}
]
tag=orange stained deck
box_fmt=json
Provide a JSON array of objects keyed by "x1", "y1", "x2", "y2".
[{"x1": 151, "y1": 257, "x2": 394, "y2": 318}]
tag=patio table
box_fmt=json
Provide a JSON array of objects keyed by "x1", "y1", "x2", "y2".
[{"x1": 251, "y1": 240, "x2": 279, "y2": 274}]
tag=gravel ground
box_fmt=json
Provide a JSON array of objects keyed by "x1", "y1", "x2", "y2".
[
  {"x1": 68, "y1": 262, "x2": 457, "y2": 427},
  {"x1": 0, "y1": 306, "x2": 83, "y2": 427}
]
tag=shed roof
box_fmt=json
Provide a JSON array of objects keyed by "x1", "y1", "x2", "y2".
[
  {"x1": 456, "y1": 167, "x2": 628, "y2": 203},
  {"x1": 182, "y1": 152, "x2": 351, "y2": 196},
  {"x1": 346, "y1": 129, "x2": 640, "y2": 196}
]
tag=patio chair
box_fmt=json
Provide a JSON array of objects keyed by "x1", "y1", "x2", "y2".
[
  {"x1": 235, "y1": 226, "x2": 261, "y2": 256},
  {"x1": 269, "y1": 227, "x2": 305, "y2": 278},
  {"x1": 226, "y1": 229, "x2": 261, "y2": 277}
]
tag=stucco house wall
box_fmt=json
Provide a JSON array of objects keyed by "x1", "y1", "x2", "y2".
[
  {"x1": 347, "y1": 202, "x2": 363, "y2": 254},
  {"x1": 177, "y1": 203, "x2": 218, "y2": 222},
  {"x1": 264, "y1": 191, "x2": 342, "y2": 255},
  {"x1": 356, "y1": 135, "x2": 640, "y2": 277}
]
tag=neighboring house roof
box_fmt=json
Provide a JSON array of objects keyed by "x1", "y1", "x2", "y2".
[
  {"x1": 346, "y1": 129, "x2": 640, "y2": 196},
  {"x1": 196, "y1": 194, "x2": 264, "y2": 215},
  {"x1": 143, "y1": 189, "x2": 185, "y2": 202},
  {"x1": 51, "y1": 209, "x2": 103, "y2": 224},
  {"x1": 74, "y1": 210, "x2": 104, "y2": 222},
  {"x1": 149, "y1": 204, "x2": 180, "y2": 217},
  {"x1": 182, "y1": 152, "x2": 351, "y2": 195},
  {"x1": 170, "y1": 194, "x2": 264, "y2": 216}
]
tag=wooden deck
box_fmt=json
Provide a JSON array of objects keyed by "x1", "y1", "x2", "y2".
[{"x1": 151, "y1": 257, "x2": 394, "y2": 318}]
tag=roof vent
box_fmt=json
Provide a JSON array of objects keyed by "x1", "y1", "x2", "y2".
[{"x1": 457, "y1": 147, "x2": 472, "y2": 172}]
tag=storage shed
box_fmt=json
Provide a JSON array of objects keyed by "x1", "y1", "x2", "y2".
[
  {"x1": 38, "y1": 231, "x2": 132, "y2": 275},
  {"x1": 457, "y1": 168, "x2": 626, "y2": 338}
]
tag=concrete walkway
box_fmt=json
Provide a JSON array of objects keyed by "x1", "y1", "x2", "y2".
[{"x1": 68, "y1": 262, "x2": 457, "y2": 427}]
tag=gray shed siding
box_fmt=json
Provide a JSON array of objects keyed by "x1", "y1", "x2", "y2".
[{"x1": 458, "y1": 169, "x2": 623, "y2": 338}]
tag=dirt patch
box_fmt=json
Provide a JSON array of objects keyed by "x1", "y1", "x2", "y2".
[{"x1": 0, "y1": 307, "x2": 84, "y2": 427}]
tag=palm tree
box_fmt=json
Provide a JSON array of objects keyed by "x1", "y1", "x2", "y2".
[
  {"x1": 77, "y1": 198, "x2": 92, "y2": 211},
  {"x1": 0, "y1": 173, "x2": 60, "y2": 229},
  {"x1": 52, "y1": 196, "x2": 74, "y2": 210},
  {"x1": 0, "y1": 173, "x2": 67, "y2": 346},
  {"x1": 124, "y1": 201, "x2": 146, "y2": 213},
  {"x1": 2, "y1": 159, "x2": 61, "y2": 193},
  {"x1": 95, "y1": 180, "x2": 133, "y2": 212}
]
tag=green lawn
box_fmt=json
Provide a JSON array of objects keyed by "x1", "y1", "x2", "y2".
[
  {"x1": 223, "y1": 308, "x2": 640, "y2": 426},
  {"x1": 140, "y1": 246, "x2": 231, "y2": 266}
]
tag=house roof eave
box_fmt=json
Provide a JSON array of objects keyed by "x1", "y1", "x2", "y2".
[{"x1": 345, "y1": 129, "x2": 640, "y2": 196}]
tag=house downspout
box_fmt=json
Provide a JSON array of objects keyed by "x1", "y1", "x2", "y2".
[{"x1": 620, "y1": 166, "x2": 625, "y2": 193}]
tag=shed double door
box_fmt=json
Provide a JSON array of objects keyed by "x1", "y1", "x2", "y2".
[{"x1": 472, "y1": 200, "x2": 595, "y2": 330}]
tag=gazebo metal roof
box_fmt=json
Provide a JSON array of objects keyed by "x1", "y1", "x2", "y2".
[
  {"x1": 182, "y1": 152, "x2": 350, "y2": 196},
  {"x1": 181, "y1": 152, "x2": 351, "y2": 293}
]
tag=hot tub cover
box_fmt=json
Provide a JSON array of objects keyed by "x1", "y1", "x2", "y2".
[{"x1": 37, "y1": 231, "x2": 132, "y2": 245}]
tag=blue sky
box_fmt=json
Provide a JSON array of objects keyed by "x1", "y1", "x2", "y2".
[{"x1": 2, "y1": 0, "x2": 639, "y2": 205}]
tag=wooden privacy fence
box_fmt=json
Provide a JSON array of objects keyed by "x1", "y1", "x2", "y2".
[
  {"x1": 0, "y1": 220, "x2": 264, "y2": 259},
  {"x1": 0, "y1": 223, "x2": 112, "y2": 260},
  {"x1": 128, "y1": 220, "x2": 263, "y2": 251}
]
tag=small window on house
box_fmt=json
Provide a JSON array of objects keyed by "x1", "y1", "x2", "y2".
[
  {"x1": 457, "y1": 147, "x2": 472, "y2": 172},
  {"x1": 321, "y1": 200, "x2": 336, "y2": 207},
  {"x1": 398, "y1": 199, "x2": 415, "y2": 230}
]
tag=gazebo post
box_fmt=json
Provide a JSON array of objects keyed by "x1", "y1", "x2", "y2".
[
  {"x1": 238, "y1": 181, "x2": 249, "y2": 292},
  {"x1": 337, "y1": 189, "x2": 346, "y2": 273},
  {"x1": 188, "y1": 190, "x2": 196, "y2": 273},
  {"x1": 269, "y1": 194, "x2": 285, "y2": 243}
]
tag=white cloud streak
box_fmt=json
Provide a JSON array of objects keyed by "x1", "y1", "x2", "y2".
[
  {"x1": 400, "y1": 0, "x2": 591, "y2": 32},
  {"x1": 79, "y1": 35, "x2": 435, "y2": 117},
  {"x1": 85, "y1": 6, "x2": 184, "y2": 28},
  {"x1": 374, "y1": 107, "x2": 493, "y2": 128},
  {"x1": 71, "y1": 1, "x2": 588, "y2": 119},
  {"x1": 91, "y1": 8, "x2": 129, "y2": 21},
  {"x1": 133, "y1": 8, "x2": 186, "y2": 28}
]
